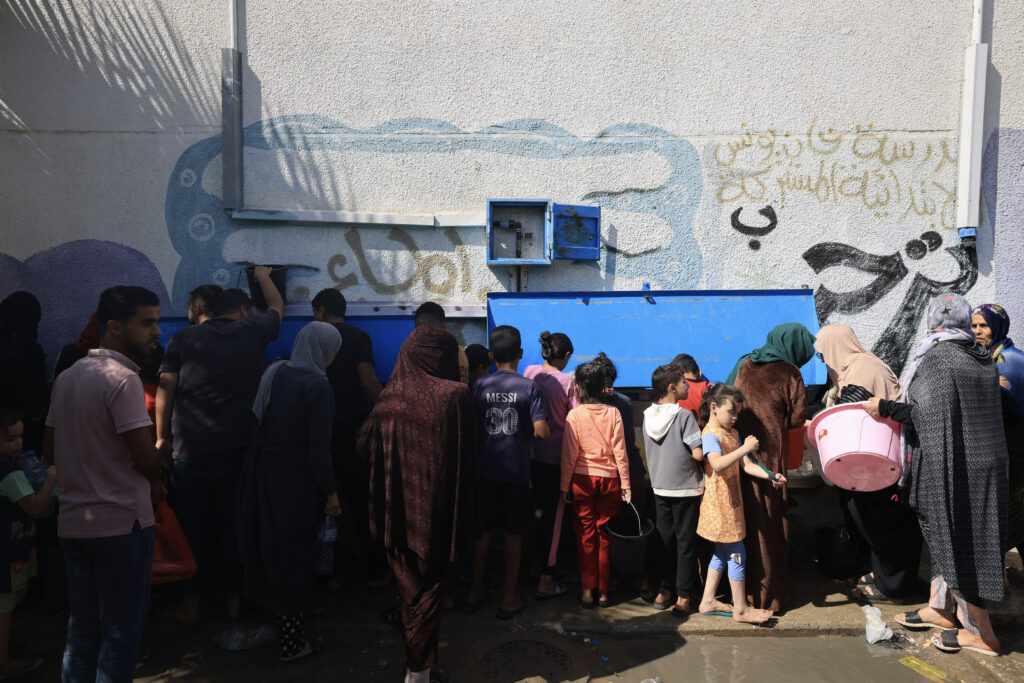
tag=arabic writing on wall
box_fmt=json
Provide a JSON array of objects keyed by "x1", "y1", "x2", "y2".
[
  {"x1": 713, "y1": 117, "x2": 958, "y2": 229},
  {"x1": 327, "y1": 227, "x2": 485, "y2": 299}
]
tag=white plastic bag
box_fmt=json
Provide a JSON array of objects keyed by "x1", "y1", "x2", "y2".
[{"x1": 862, "y1": 605, "x2": 893, "y2": 644}]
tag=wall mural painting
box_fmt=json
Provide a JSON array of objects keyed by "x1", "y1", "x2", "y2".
[
  {"x1": 0, "y1": 240, "x2": 171, "y2": 374},
  {"x1": 163, "y1": 114, "x2": 997, "y2": 376},
  {"x1": 165, "y1": 115, "x2": 704, "y2": 313},
  {"x1": 711, "y1": 117, "x2": 979, "y2": 375}
]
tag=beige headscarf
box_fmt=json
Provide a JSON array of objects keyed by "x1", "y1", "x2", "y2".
[{"x1": 814, "y1": 324, "x2": 900, "y2": 401}]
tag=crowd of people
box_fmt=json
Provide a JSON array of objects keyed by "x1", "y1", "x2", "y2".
[{"x1": 0, "y1": 273, "x2": 1019, "y2": 681}]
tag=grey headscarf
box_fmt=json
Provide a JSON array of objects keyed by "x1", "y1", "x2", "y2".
[
  {"x1": 253, "y1": 321, "x2": 342, "y2": 423},
  {"x1": 900, "y1": 292, "x2": 975, "y2": 401},
  {"x1": 893, "y1": 293, "x2": 976, "y2": 486}
]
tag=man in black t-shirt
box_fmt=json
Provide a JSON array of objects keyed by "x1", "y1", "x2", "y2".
[
  {"x1": 156, "y1": 267, "x2": 283, "y2": 624},
  {"x1": 311, "y1": 289, "x2": 385, "y2": 584}
]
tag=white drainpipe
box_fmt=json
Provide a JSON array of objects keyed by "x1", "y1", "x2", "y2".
[
  {"x1": 229, "y1": 0, "x2": 239, "y2": 52},
  {"x1": 955, "y1": 0, "x2": 988, "y2": 242}
]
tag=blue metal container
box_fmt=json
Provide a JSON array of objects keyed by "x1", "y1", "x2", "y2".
[{"x1": 487, "y1": 289, "x2": 825, "y2": 387}]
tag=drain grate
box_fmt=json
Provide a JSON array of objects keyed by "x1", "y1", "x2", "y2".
[{"x1": 480, "y1": 639, "x2": 571, "y2": 680}]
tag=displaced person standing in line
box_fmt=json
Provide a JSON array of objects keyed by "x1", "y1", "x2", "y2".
[
  {"x1": 358, "y1": 324, "x2": 478, "y2": 683},
  {"x1": 522, "y1": 331, "x2": 578, "y2": 599},
  {"x1": 156, "y1": 267, "x2": 283, "y2": 624},
  {"x1": 868, "y1": 294, "x2": 1008, "y2": 656},
  {"x1": 238, "y1": 322, "x2": 342, "y2": 662},
  {"x1": 972, "y1": 304, "x2": 1024, "y2": 418},
  {"x1": 814, "y1": 324, "x2": 921, "y2": 603},
  {"x1": 45, "y1": 286, "x2": 164, "y2": 681},
  {"x1": 311, "y1": 289, "x2": 386, "y2": 589},
  {"x1": 672, "y1": 353, "x2": 712, "y2": 418},
  {"x1": 560, "y1": 362, "x2": 631, "y2": 609},
  {"x1": 727, "y1": 322, "x2": 814, "y2": 612},
  {"x1": 185, "y1": 284, "x2": 222, "y2": 326},
  {"x1": 465, "y1": 325, "x2": 548, "y2": 618},
  {"x1": 592, "y1": 352, "x2": 655, "y2": 602},
  {"x1": 0, "y1": 292, "x2": 48, "y2": 454},
  {"x1": 643, "y1": 365, "x2": 705, "y2": 617}
]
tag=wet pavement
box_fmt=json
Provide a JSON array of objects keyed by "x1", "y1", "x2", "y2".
[{"x1": 9, "y1": 483, "x2": 1024, "y2": 681}]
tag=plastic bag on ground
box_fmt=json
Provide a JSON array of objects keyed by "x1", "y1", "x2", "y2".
[{"x1": 862, "y1": 604, "x2": 893, "y2": 644}]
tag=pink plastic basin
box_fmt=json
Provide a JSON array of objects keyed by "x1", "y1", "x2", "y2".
[{"x1": 808, "y1": 403, "x2": 902, "y2": 492}]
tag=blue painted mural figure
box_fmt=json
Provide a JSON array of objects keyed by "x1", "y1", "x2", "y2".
[{"x1": 163, "y1": 115, "x2": 704, "y2": 310}]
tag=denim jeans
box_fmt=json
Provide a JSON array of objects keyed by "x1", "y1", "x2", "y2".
[{"x1": 61, "y1": 521, "x2": 154, "y2": 683}]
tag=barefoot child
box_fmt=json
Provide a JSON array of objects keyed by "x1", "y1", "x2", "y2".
[
  {"x1": 0, "y1": 410, "x2": 58, "y2": 677},
  {"x1": 695, "y1": 384, "x2": 784, "y2": 624},
  {"x1": 643, "y1": 365, "x2": 704, "y2": 617},
  {"x1": 561, "y1": 362, "x2": 631, "y2": 609}
]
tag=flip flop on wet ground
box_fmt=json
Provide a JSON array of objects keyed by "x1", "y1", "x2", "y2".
[
  {"x1": 852, "y1": 581, "x2": 910, "y2": 604},
  {"x1": 533, "y1": 584, "x2": 568, "y2": 601},
  {"x1": 932, "y1": 629, "x2": 999, "y2": 656},
  {"x1": 895, "y1": 609, "x2": 953, "y2": 631},
  {"x1": 844, "y1": 573, "x2": 874, "y2": 588},
  {"x1": 653, "y1": 597, "x2": 673, "y2": 611}
]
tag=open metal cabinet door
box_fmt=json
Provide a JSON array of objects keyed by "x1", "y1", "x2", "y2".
[{"x1": 550, "y1": 203, "x2": 601, "y2": 260}]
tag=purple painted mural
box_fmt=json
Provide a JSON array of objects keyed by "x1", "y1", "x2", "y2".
[{"x1": 0, "y1": 240, "x2": 171, "y2": 374}]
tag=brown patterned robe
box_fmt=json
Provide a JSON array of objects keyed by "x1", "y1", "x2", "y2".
[
  {"x1": 733, "y1": 359, "x2": 807, "y2": 612},
  {"x1": 358, "y1": 326, "x2": 478, "y2": 671}
]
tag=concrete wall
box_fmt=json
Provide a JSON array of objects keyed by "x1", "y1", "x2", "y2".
[{"x1": 3, "y1": 0, "x2": 1023, "y2": 376}]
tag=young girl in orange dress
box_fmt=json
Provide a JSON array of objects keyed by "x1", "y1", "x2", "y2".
[{"x1": 696, "y1": 384, "x2": 785, "y2": 624}]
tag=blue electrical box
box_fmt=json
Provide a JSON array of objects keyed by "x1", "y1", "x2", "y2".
[{"x1": 486, "y1": 198, "x2": 600, "y2": 265}]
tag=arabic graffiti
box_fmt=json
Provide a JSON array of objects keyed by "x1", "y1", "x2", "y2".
[
  {"x1": 707, "y1": 116, "x2": 979, "y2": 374},
  {"x1": 713, "y1": 118, "x2": 957, "y2": 227},
  {"x1": 327, "y1": 227, "x2": 479, "y2": 298},
  {"x1": 802, "y1": 236, "x2": 978, "y2": 375},
  {"x1": 729, "y1": 205, "x2": 778, "y2": 250}
]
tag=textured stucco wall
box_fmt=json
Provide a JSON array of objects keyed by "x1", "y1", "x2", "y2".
[{"x1": 2, "y1": 1, "x2": 1024, "y2": 374}]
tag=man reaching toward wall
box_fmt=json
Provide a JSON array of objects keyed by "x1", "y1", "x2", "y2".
[{"x1": 155, "y1": 266, "x2": 283, "y2": 624}]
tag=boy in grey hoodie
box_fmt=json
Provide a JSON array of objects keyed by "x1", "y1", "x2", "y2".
[{"x1": 643, "y1": 364, "x2": 704, "y2": 616}]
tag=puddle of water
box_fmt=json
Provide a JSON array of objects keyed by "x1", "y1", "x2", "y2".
[{"x1": 591, "y1": 635, "x2": 925, "y2": 683}]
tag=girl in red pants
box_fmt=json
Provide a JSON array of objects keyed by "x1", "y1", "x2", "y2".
[{"x1": 560, "y1": 362, "x2": 632, "y2": 608}]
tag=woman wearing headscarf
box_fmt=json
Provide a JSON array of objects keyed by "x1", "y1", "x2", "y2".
[
  {"x1": 865, "y1": 293, "x2": 1008, "y2": 656},
  {"x1": 0, "y1": 292, "x2": 48, "y2": 453},
  {"x1": 814, "y1": 325, "x2": 922, "y2": 602},
  {"x1": 728, "y1": 322, "x2": 815, "y2": 612},
  {"x1": 972, "y1": 306, "x2": 1024, "y2": 563},
  {"x1": 971, "y1": 304, "x2": 1024, "y2": 418},
  {"x1": 237, "y1": 322, "x2": 342, "y2": 662},
  {"x1": 358, "y1": 325, "x2": 477, "y2": 683}
]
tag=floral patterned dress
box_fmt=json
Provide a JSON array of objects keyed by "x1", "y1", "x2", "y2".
[{"x1": 696, "y1": 425, "x2": 746, "y2": 543}]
